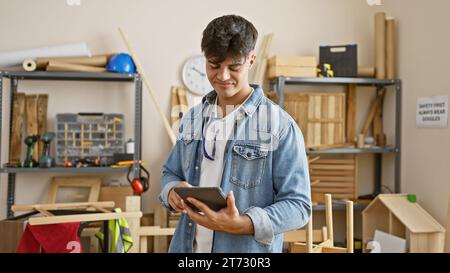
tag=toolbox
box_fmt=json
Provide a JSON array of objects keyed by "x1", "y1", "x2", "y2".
[
  {"x1": 319, "y1": 44, "x2": 357, "y2": 77},
  {"x1": 56, "y1": 113, "x2": 125, "y2": 166}
]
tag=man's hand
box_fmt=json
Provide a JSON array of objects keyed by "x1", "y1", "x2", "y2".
[
  {"x1": 184, "y1": 191, "x2": 254, "y2": 235},
  {"x1": 168, "y1": 182, "x2": 192, "y2": 212}
]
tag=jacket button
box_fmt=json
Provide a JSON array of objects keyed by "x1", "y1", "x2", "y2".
[
  {"x1": 246, "y1": 152, "x2": 252, "y2": 158},
  {"x1": 195, "y1": 166, "x2": 199, "y2": 170},
  {"x1": 188, "y1": 222, "x2": 193, "y2": 227}
]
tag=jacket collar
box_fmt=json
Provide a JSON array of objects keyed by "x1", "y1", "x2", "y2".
[{"x1": 202, "y1": 84, "x2": 263, "y2": 117}]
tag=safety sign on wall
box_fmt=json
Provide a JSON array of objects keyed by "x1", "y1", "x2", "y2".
[{"x1": 416, "y1": 95, "x2": 448, "y2": 128}]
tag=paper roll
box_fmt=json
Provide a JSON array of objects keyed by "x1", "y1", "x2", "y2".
[
  {"x1": 358, "y1": 67, "x2": 375, "y2": 78},
  {"x1": 46, "y1": 61, "x2": 107, "y2": 73},
  {"x1": 375, "y1": 12, "x2": 386, "y2": 79},
  {"x1": 0, "y1": 42, "x2": 91, "y2": 68},
  {"x1": 22, "y1": 59, "x2": 37, "y2": 71},
  {"x1": 386, "y1": 19, "x2": 396, "y2": 79},
  {"x1": 35, "y1": 54, "x2": 110, "y2": 70}
]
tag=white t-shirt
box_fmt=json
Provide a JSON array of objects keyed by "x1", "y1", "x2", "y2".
[{"x1": 194, "y1": 90, "x2": 253, "y2": 253}]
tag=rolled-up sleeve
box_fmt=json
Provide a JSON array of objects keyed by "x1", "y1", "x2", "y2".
[{"x1": 244, "y1": 206, "x2": 275, "y2": 246}]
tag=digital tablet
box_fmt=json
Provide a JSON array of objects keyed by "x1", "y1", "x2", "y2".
[{"x1": 173, "y1": 187, "x2": 227, "y2": 212}]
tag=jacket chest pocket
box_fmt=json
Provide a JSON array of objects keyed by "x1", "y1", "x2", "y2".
[
  {"x1": 231, "y1": 144, "x2": 268, "y2": 189},
  {"x1": 180, "y1": 133, "x2": 196, "y2": 174}
]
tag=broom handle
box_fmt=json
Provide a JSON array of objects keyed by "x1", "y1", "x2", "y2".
[{"x1": 118, "y1": 27, "x2": 176, "y2": 146}]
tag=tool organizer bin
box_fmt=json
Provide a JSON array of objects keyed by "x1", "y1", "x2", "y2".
[{"x1": 56, "y1": 113, "x2": 125, "y2": 165}]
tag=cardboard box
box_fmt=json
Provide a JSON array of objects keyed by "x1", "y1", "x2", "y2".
[
  {"x1": 0, "y1": 218, "x2": 27, "y2": 253},
  {"x1": 268, "y1": 56, "x2": 317, "y2": 67},
  {"x1": 98, "y1": 186, "x2": 133, "y2": 210}
]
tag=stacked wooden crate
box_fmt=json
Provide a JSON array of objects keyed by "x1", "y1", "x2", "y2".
[
  {"x1": 309, "y1": 156, "x2": 358, "y2": 201},
  {"x1": 266, "y1": 92, "x2": 346, "y2": 148},
  {"x1": 268, "y1": 56, "x2": 317, "y2": 79}
]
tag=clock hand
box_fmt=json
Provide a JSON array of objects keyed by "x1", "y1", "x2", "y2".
[{"x1": 192, "y1": 67, "x2": 206, "y2": 77}]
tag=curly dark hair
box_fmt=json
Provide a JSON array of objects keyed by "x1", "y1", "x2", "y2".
[{"x1": 201, "y1": 15, "x2": 258, "y2": 63}]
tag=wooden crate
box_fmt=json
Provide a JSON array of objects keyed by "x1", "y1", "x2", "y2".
[
  {"x1": 310, "y1": 156, "x2": 357, "y2": 200},
  {"x1": 266, "y1": 92, "x2": 346, "y2": 147}
]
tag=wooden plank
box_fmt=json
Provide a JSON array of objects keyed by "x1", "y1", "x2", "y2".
[
  {"x1": 90, "y1": 205, "x2": 111, "y2": 213},
  {"x1": 28, "y1": 211, "x2": 142, "y2": 226},
  {"x1": 321, "y1": 246, "x2": 348, "y2": 253},
  {"x1": 37, "y1": 94, "x2": 48, "y2": 160},
  {"x1": 311, "y1": 181, "x2": 355, "y2": 187},
  {"x1": 331, "y1": 194, "x2": 355, "y2": 199},
  {"x1": 346, "y1": 200, "x2": 354, "y2": 253},
  {"x1": 139, "y1": 226, "x2": 176, "y2": 236},
  {"x1": 36, "y1": 208, "x2": 54, "y2": 217},
  {"x1": 308, "y1": 118, "x2": 344, "y2": 123},
  {"x1": 311, "y1": 188, "x2": 356, "y2": 193},
  {"x1": 325, "y1": 194, "x2": 334, "y2": 245},
  {"x1": 25, "y1": 95, "x2": 38, "y2": 161},
  {"x1": 310, "y1": 165, "x2": 355, "y2": 170},
  {"x1": 284, "y1": 229, "x2": 325, "y2": 243},
  {"x1": 321, "y1": 96, "x2": 329, "y2": 144},
  {"x1": 310, "y1": 170, "x2": 355, "y2": 176},
  {"x1": 312, "y1": 159, "x2": 355, "y2": 164},
  {"x1": 140, "y1": 236, "x2": 148, "y2": 253},
  {"x1": 154, "y1": 206, "x2": 169, "y2": 253},
  {"x1": 361, "y1": 88, "x2": 386, "y2": 137},
  {"x1": 9, "y1": 93, "x2": 25, "y2": 164},
  {"x1": 126, "y1": 196, "x2": 142, "y2": 253},
  {"x1": 373, "y1": 89, "x2": 385, "y2": 145},
  {"x1": 12, "y1": 201, "x2": 115, "y2": 212},
  {"x1": 170, "y1": 86, "x2": 180, "y2": 126}
]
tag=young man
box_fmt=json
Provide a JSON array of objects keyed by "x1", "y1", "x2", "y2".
[{"x1": 159, "y1": 15, "x2": 311, "y2": 253}]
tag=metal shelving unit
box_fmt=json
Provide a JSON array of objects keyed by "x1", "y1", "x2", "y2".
[
  {"x1": 270, "y1": 76, "x2": 402, "y2": 200},
  {"x1": 0, "y1": 71, "x2": 143, "y2": 217}
]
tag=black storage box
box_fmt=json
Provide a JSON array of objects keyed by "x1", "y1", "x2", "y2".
[{"x1": 319, "y1": 44, "x2": 357, "y2": 77}]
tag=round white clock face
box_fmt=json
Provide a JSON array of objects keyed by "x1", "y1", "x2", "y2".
[{"x1": 182, "y1": 55, "x2": 214, "y2": 96}]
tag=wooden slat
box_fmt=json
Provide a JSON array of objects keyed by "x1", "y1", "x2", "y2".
[
  {"x1": 25, "y1": 95, "x2": 38, "y2": 161},
  {"x1": 29, "y1": 211, "x2": 142, "y2": 226},
  {"x1": 126, "y1": 196, "x2": 141, "y2": 253},
  {"x1": 361, "y1": 88, "x2": 386, "y2": 137},
  {"x1": 36, "y1": 208, "x2": 54, "y2": 217},
  {"x1": 312, "y1": 188, "x2": 356, "y2": 193},
  {"x1": 311, "y1": 176, "x2": 354, "y2": 182},
  {"x1": 139, "y1": 226, "x2": 176, "y2": 236},
  {"x1": 37, "y1": 94, "x2": 48, "y2": 160},
  {"x1": 347, "y1": 84, "x2": 357, "y2": 143},
  {"x1": 312, "y1": 182, "x2": 355, "y2": 188},
  {"x1": 310, "y1": 170, "x2": 355, "y2": 176},
  {"x1": 9, "y1": 93, "x2": 25, "y2": 163},
  {"x1": 314, "y1": 158, "x2": 355, "y2": 163},
  {"x1": 284, "y1": 229, "x2": 325, "y2": 243},
  {"x1": 310, "y1": 165, "x2": 355, "y2": 170},
  {"x1": 12, "y1": 201, "x2": 115, "y2": 212}
]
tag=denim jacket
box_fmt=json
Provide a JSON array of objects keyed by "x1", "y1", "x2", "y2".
[{"x1": 159, "y1": 85, "x2": 311, "y2": 253}]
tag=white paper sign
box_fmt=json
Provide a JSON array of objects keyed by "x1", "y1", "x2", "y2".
[{"x1": 416, "y1": 96, "x2": 448, "y2": 128}]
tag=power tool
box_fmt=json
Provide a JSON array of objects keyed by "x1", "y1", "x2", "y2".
[
  {"x1": 19, "y1": 135, "x2": 39, "y2": 168},
  {"x1": 39, "y1": 132, "x2": 56, "y2": 168}
]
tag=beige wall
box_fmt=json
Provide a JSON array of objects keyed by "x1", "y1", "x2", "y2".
[
  {"x1": 380, "y1": 0, "x2": 450, "y2": 226},
  {"x1": 0, "y1": 0, "x2": 448, "y2": 235}
]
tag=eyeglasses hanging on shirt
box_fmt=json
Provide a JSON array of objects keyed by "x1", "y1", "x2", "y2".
[{"x1": 202, "y1": 117, "x2": 220, "y2": 161}]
